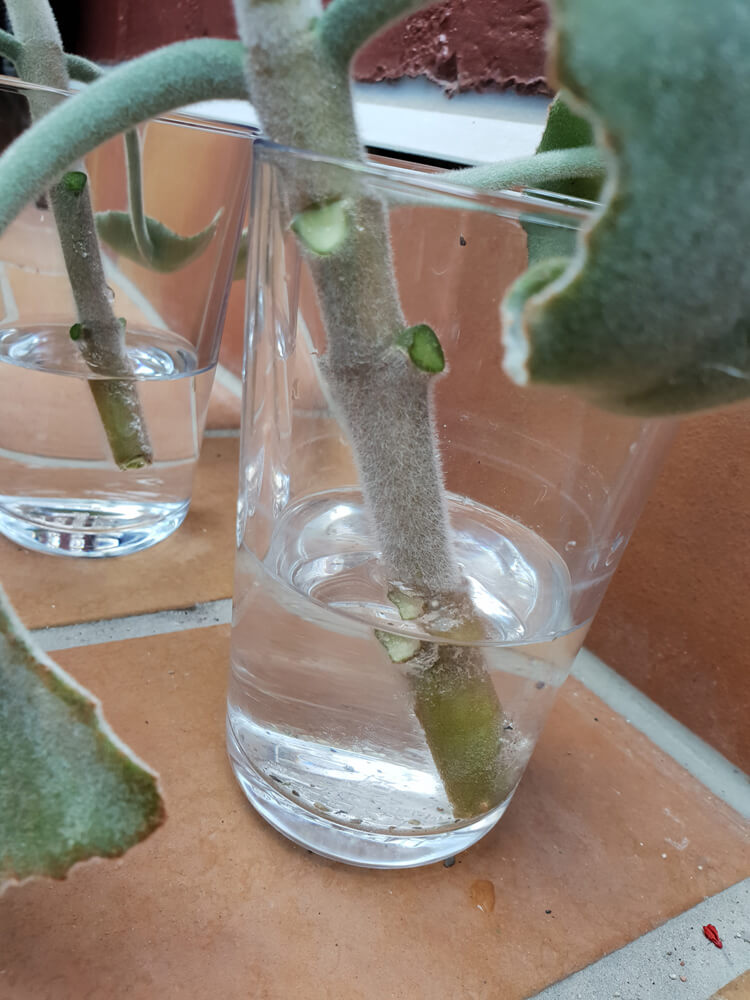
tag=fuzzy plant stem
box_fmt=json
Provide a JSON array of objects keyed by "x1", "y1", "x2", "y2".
[
  {"x1": 234, "y1": 0, "x2": 512, "y2": 818},
  {"x1": 5, "y1": 0, "x2": 152, "y2": 469},
  {"x1": 62, "y1": 52, "x2": 157, "y2": 265},
  {"x1": 449, "y1": 146, "x2": 605, "y2": 192}
]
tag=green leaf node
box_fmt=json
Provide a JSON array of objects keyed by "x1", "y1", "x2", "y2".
[
  {"x1": 536, "y1": 93, "x2": 602, "y2": 202},
  {"x1": 0, "y1": 586, "x2": 164, "y2": 891},
  {"x1": 69, "y1": 322, "x2": 84, "y2": 341},
  {"x1": 291, "y1": 200, "x2": 349, "y2": 256},
  {"x1": 396, "y1": 324, "x2": 445, "y2": 374},
  {"x1": 503, "y1": 0, "x2": 750, "y2": 416},
  {"x1": 387, "y1": 587, "x2": 425, "y2": 621},
  {"x1": 96, "y1": 209, "x2": 222, "y2": 273},
  {"x1": 62, "y1": 170, "x2": 87, "y2": 195},
  {"x1": 374, "y1": 629, "x2": 421, "y2": 664}
]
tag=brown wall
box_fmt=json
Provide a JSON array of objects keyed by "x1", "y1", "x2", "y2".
[
  {"x1": 60, "y1": 0, "x2": 550, "y2": 93},
  {"x1": 587, "y1": 410, "x2": 750, "y2": 770}
]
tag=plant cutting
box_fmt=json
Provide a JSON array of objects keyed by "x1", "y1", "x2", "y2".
[
  {"x1": 1, "y1": 0, "x2": 749, "y2": 881},
  {"x1": 0, "y1": 3, "x2": 248, "y2": 559}
]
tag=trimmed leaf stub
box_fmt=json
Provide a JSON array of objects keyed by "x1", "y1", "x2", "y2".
[
  {"x1": 375, "y1": 629, "x2": 421, "y2": 664},
  {"x1": 503, "y1": 0, "x2": 750, "y2": 416},
  {"x1": 0, "y1": 586, "x2": 164, "y2": 892},
  {"x1": 62, "y1": 170, "x2": 87, "y2": 195},
  {"x1": 95, "y1": 209, "x2": 221, "y2": 273},
  {"x1": 388, "y1": 587, "x2": 425, "y2": 621},
  {"x1": 396, "y1": 324, "x2": 445, "y2": 374},
  {"x1": 291, "y1": 199, "x2": 348, "y2": 256}
]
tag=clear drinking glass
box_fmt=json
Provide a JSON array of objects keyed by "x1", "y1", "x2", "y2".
[
  {"x1": 0, "y1": 77, "x2": 251, "y2": 556},
  {"x1": 227, "y1": 141, "x2": 674, "y2": 868}
]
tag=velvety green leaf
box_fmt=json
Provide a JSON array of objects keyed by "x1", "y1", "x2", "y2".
[
  {"x1": 0, "y1": 585, "x2": 164, "y2": 892},
  {"x1": 504, "y1": 0, "x2": 750, "y2": 415},
  {"x1": 524, "y1": 95, "x2": 604, "y2": 264},
  {"x1": 232, "y1": 228, "x2": 248, "y2": 282},
  {"x1": 95, "y1": 209, "x2": 221, "y2": 273}
]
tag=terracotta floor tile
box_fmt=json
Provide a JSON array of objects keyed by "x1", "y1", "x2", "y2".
[
  {"x1": 712, "y1": 971, "x2": 750, "y2": 999},
  {"x1": 1, "y1": 627, "x2": 746, "y2": 1000},
  {"x1": 0, "y1": 439, "x2": 239, "y2": 628}
]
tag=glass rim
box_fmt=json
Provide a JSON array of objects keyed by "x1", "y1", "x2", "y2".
[
  {"x1": 0, "y1": 71, "x2": 259, "y2": 142},
  {"x1": 253, "y1": 136, "x2": 596, "y2": 229}
]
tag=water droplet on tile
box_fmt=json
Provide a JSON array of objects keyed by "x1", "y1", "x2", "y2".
[{"x1": 469, "y1": 879, "x2": 495, "y2": 914}]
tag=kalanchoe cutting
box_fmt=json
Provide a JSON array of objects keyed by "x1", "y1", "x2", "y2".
[{"x1": 1, "y1": 0, "x2": 748, "y2": 876}]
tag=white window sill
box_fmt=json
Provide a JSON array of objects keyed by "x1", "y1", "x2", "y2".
[{"x1": 185, "y1": 77, "x2": 549, "y2": 166}]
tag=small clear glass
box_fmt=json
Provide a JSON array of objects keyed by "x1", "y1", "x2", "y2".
[
  {"x1": 227, "y1": 141, "x2": 674, "y2": 868},
  {"x1": 0, "y1": 77, "x2": 251, "y2": 556}
]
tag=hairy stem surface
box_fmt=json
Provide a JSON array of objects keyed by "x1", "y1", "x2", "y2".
[
  {"x1": 235, "y1": 0, "x2": 508, "y2": 818},
  {"x1": 6, "y1": 0, "x2": 152, "y2": 468}
]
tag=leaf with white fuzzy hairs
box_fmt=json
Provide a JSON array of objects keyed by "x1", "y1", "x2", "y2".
[
  {"x1": 502, "y1": 0, "x2": 750, "y2": 415},
  {"x1": 0, "y1": 585, "x2": 164, "y2": 893},
  {"x1": 96, "y1": 209, "x2": 222, "y2": 273}
]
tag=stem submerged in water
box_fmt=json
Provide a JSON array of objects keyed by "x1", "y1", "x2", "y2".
[
  {"x1": 236, "y1": 0, "x2": 508, "y2": 819},
  {"x1": 409, "y1": 646, "x2": 510, "y2": 819},
  {"x1": 5, "y1": 0, "x2": 152, "y2": 469}
]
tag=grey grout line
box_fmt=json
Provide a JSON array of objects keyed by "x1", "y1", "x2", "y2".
[
  {"x1": 204, "y1": 427, "x2": 241, "y2": 438},
  {"x1": 573, "y1": 649, "x2": 750, "y2": 820},
  {"x1": 530, "y1": 878, "x2": 750, "y2": 1000},
  {"x1": 32, "y1": 599, "x2": 232, "y2": 652}
]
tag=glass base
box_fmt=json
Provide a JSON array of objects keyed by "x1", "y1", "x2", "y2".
[
  {"x1": 0, "y1": 496, "x2": 189, "y2": 557},
  {"x1": 227, "y1": 720, "x2": 510, "y2": 869}
]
